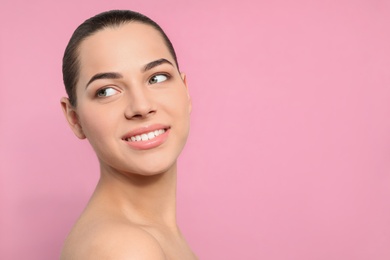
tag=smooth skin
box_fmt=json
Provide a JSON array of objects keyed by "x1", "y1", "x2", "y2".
[{"x1": 60, "y1": 22, "x2": 196, "y2": 259}]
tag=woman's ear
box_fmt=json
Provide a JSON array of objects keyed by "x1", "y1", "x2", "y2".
[
  {"x1": 60, "y1": 97, "x2": 86, "y2": 139},
  {"x1": 180, "y1": 73, "x2": 192, "y2": 114}
]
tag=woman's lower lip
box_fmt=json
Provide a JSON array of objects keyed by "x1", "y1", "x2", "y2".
[{"x1": 124, "y1": 129, "x2": 169, "y2": 150}]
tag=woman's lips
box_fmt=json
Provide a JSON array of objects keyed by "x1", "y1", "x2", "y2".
[{"x1": 122, "y1": 125, "x2": 170, "y2": 150}]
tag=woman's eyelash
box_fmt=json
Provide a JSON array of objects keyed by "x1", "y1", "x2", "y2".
[
  {"x1": 96, "y1": 87, "x2": 119, "y2": 97},
  {"x1": 148, "y1": 73, "x2": 171, "y2": 84},
  {"x1": 94, "y1": 74, "x2": 170, "y2": 98}
]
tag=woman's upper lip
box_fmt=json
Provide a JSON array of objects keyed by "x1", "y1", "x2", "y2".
[{"x1": 122, "y1": 124, "x2": 170, "y2": 139}]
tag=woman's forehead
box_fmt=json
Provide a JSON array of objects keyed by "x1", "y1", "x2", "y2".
[{"x1": 77, "y1": 22, "x2": 174, "y2": 74}]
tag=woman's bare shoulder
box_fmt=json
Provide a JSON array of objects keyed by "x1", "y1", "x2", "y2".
[{"x1": 60, "y1": 217, "x2": 166, "y2": 260}]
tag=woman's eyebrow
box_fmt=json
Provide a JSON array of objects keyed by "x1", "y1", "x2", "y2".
[
  {"x1": 85, "y1": 59, "x2": 173, "y2": 89},
  {"x1": 143, "y1": 58, "x2": 173, "y2": 72},
  {"x1": 86, "y1": 72, "x2": 123, "y2": 89}
]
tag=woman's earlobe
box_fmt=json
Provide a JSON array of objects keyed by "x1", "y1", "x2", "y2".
[{"x1": 60, "y1": 97, "x2": 86, "y2": 139}]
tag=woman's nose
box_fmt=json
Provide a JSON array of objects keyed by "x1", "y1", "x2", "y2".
[{"x1": 124, "y1": 88, "x2": 156, "y2": 120}]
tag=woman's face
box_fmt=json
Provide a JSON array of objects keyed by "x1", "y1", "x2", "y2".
[{"x1": 63, "y1": 22, "x2": 191, "y2": 176}]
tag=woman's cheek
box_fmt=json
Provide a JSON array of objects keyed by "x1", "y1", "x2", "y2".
[{"x1": 79, "y1": 109, "x2": 108, "y2": 138}]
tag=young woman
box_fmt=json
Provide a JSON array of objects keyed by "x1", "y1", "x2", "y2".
[{"x1": 60, "y1": 10, "x2": 196, "y2": 259}]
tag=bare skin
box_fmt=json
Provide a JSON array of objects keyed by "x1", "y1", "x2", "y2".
[{"x1": 60, "y1": 22, "x2": 197, "y2": 259}]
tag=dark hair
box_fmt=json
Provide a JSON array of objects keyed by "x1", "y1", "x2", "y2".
[{"x1": 62, "y1": 10, "x2": 179, "y2": 107}]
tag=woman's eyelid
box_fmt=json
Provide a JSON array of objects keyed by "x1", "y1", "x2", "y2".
[{"x1": 147, "y1": 65, "x2": 174, "y2": 78}]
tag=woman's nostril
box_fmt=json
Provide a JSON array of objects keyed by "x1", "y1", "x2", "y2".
[{"x1": 128, "y1": 109, "x2": 156, "y2": 120}]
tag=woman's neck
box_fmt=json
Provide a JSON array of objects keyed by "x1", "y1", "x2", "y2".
[{"x1": 91, "y1": 163, "x2": 178, "y2": 228}]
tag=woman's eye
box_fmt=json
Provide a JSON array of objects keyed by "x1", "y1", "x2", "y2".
[
  {"x1": 149, "y1": 74, "x2": 169, "y2": 84},
  {"x1": 96, "y1": 87, "x2": 119, "y2": 97}
]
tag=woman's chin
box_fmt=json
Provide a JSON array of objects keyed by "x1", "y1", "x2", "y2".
[
  {"x1": 133, "y1": 163, "x2": 176, "y2": 177},
  {"x1": 100, "y1": 159, "x2": 177, "y2": 179}
]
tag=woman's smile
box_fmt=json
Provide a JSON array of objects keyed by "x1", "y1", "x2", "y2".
[{"x1": 122, "y1": 124, "x2": 171, "y2": 150}]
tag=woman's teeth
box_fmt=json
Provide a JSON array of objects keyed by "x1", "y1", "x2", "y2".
[{"x1": 127, "y1": 129, "x2": 166, "y2": 142}]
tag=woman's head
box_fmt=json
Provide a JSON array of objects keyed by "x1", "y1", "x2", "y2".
[
  {"x1": 61, "y1": 10, "x2": 191, "y2": 176},
  {"x1": 63, "y1": 10, "x2": 179, "y2": 107}
]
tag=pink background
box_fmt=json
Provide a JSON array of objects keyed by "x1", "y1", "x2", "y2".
[{"x1": 1, "y1": 0, "x2": 389, "y2": 259}]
